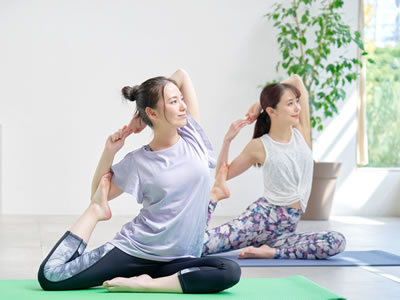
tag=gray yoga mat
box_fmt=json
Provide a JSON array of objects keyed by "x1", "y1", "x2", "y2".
[{"x1": 210, "y1": 250, "x2": 400, "y2": 267}]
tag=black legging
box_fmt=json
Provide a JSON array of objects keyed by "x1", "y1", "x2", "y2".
[{"x1": 38, "y1": 231, "x2": 241, "y2": 293}]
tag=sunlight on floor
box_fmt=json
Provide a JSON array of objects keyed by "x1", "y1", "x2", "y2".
[
  {"x1": 361, "y1": 265, "x2": 400, "y2": 284},
  {"x1": 330, "y1": 216, "x2": 385, "y2": 225}
]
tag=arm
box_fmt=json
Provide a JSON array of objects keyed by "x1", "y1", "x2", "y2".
[
  {"x1": 281, "y1": 75, "x2": 311, "y2": 148},
  {"x1": 215, "y1": 119, "x2": 249, "y2": 175},
  {"x1": 91, "y1": 114, "x2": 146, "y2": 199},
  {"x1": 169, "y1": 69, "x2": 200, "y2": 123},
  {"x1": 226, "y1": 138, "x2": 265, "y2": 180}
]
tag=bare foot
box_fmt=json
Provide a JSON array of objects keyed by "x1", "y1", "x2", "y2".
[
  {"x1": 211, "y1": 163, "x2": 230, "y2": 202},
  {"x1": 237, "y1": 245, "x2": 276, "y2": 259},
  {"x1": 90, "y1": 173, "x2": 112, "y2": 221},
  {"x1": 103, "y1": 274, "x2": 152, "y2": 292}
]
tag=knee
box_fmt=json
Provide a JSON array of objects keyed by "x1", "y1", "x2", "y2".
[
  {"x1": 37, "y1": 261, "x2": 62, "y2": 291},
  {"x1": 327, "y1": 231, "x2": 346, "y2": 256},
  {"x1": 37, "y1": 263, "x2": 53, "y2": 290},
  {"x1": 221, "y1": 258, "x2": 241, "y2": 290}
]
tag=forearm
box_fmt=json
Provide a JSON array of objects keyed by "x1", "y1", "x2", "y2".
[
  {"x1": 169, "y1": 69, "x2": 200, "y2": 122},
  {"x1": 216, "y1": 139, "x2": 231, "y2": 175},
  {"x1": 91, "y1": 149, "x2": 116, "y2": 198}
]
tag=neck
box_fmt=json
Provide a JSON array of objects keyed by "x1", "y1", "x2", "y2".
[
  {"x1": 150, "y1": 125, "x2": 180, "y2": 151},
  {"x1": 268, "y1": 121, "x2": 292, "y2": 143}
]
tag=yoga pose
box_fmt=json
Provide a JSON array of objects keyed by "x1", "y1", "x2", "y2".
[
  {"x1": 203, "y1": 75, "x2": 346, "y2": 259},
  {"x1": 38, "y1": 69, "x2": 240, "y2": 293}
]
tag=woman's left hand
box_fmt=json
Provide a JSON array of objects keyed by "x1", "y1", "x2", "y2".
[
  {"x1": 245, "y1": 102, "x2": 262, "y2": 124},
  {"x1": 224, "y1": 119, "x2": 250, "y2": 143}
]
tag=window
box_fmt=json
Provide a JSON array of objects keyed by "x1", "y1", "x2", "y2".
[{"x1": 364, "y1": 0, "x2": 400, "y2": 167}]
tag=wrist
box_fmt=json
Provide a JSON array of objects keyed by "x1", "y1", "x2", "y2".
[
  {"x1": 223, "y1": 137, "x2": 232, "y2": 144},
  {"x1": 103, "y1": 148, "x2": 117, "y2": 158}
]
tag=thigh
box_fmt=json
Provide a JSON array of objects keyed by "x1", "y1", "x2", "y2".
[{"x1": 203, "y1": 199, "x2": 273, "y2": 254}]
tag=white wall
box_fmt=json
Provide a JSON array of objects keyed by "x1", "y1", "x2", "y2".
[{"x1": 0, "y1": 0, "x2": 399, "y2": 216}]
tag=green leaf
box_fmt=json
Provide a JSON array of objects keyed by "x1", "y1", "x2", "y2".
[
  {"x1": 299, "y1": 37, "x2": 307, "y2": 45},
  {"x1": 354, "y1": 38, "x2": 365, "y2": 51},
  {"x1": 317, "y1": 125, "x2": 323, "y2": 131},
  {"x1": 305, "y1": 64, "x2": 313, "y2": 75},
  {"x1": 305, "y1": 49, "x2": 314, "y2": 56},
  {"x1": 283, "y1": 49, "x2": 289, "y2": 59}
]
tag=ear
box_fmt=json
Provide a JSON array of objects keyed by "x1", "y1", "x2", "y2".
[
  {"x1": 145, "y1": 107, "x2": 158, "y2": 122},
  {"x1": 266, "y1": 107, "x2": 275, "y2": 117}
]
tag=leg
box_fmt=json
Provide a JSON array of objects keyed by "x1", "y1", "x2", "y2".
[
  {"x1": 237, "y1": 206, "x2": 301, "y2": 259},
  {"x1": 38, "y1": 173, "x2": 117, "y2": 290},
  {"x1": 202, "y1": 198, "x2": 279, "y2": 255},
  {"x1": 70, "y1": 173, "x2": 112, "y2": 243},
  {"x1": 271, "y1": 231, "x2": 347, "y2": 259},
  {"x1": 207, "y1": 164, "x2": 230, "y2": 226},
  {"x1": 104, "y1": 257, "x2": 241, "y2": 294}
]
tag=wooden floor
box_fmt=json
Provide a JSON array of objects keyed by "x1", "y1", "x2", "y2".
[{"x1": 1, "y1": 214, "x2": 399, "y2": 299}]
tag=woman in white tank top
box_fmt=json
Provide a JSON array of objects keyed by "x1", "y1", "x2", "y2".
[{"x1": 203, "y1": 75, "x2": 346, "y2": 259}]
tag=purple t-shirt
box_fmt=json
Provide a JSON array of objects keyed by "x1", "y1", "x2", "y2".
[{"x1": 110, "y1": 114, "x2": 216, "y2": 261}]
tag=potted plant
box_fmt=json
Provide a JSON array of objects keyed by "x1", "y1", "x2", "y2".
[{"x1": 266, "y1": 0, "x2": 372, "y2": 219}]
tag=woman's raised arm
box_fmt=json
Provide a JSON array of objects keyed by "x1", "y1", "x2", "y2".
[
  {"x1": 282, "y1": 75, "x2": 311, "y2": 147},
  {"x1": 169, "y1": 69, "x2": 200, "y2": 123}
]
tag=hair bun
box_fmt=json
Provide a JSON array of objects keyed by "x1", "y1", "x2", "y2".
[{"x1": 122, "y1": 85, "x2": 140, "y2": 102}]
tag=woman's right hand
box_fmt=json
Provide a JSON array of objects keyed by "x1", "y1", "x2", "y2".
[
  {"x1": 224, "y1": 119, "x2": 250, "y2": 143},
  {"x1": 105, "y1": 114, "x2": 147, "y2": 154},
  {"x1": 128, "y1": 113, "x2": 147, "y2": 134},
  {"x1": 105, "y1": 125, "x2": 134, "y2": 154}
]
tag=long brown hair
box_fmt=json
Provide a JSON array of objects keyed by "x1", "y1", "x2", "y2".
[{"x1": 253, "y1": 83, "x2": 301, "y2": 139}]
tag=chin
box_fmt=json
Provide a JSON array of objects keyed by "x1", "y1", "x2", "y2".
[
  {"x1": 176, "y1": 118, "x2": 187, "y2": 128},
  {"x1": 292, "y1": 117, "x2": 300, "y2": 123}
]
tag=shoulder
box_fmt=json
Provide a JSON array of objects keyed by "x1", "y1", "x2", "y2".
[
  {"x1": 244, "y1": 138, "x2": 266, "y2": 164},
  {"x1": 293, "y1": 125, "x2": 312, "y2": 149},
  {"x1": 292, "y1": 127, "x2": 312, "y2": 149}
]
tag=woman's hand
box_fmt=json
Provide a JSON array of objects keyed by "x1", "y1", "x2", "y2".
[
  {"x1": 128, "y1": 113, "x2": 147, "y2": 134},
  {"x1": 245, "y1": 102, "x2": 262, "y2": 124},
  {"x1": 224, "y1": 119, "x2": 250, "y2": 143},
  {"x1": 105, "y1": 125, "x2": 134, "y2": 154}
]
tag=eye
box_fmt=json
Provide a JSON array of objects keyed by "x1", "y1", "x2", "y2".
[{"x1": 171, "y1": 100, "x2": 177, "y2": 104}]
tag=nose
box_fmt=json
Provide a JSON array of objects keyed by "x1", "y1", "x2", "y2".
[
  {"x1": 295, "y1": 102, "x2": 301, "y2": 112},
  {"x1": 180, "y1": 99, "x2": 187, "y2": 111}
]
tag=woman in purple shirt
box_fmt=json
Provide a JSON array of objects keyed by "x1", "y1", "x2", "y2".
[{"x1": 38, "y1": 69, "x2": 240, "y2": 293}]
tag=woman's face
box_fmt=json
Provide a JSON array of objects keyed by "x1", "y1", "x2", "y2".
[
  {"x1": 156, "y1": 82, "x2": 187, "y2": 128},
  {"x1": 270, "y1": 89, "x2": 301, "y2": 126}
]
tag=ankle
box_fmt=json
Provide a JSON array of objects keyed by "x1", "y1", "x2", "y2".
[
  {"x1": 87, "y1": 203, "x2": 104, "y2": 221},
  {"x1": 210, "y1": 189, "x2": 220, "y2": 203}
]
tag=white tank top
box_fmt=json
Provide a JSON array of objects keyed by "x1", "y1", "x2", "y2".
[{"x1": 260, "y1": 127, "x2": 313, "y2": 212}]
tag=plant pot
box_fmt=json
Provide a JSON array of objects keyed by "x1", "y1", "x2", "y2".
[{"x1": 301, "y1": 162, "x2": 342, "y2": 220}]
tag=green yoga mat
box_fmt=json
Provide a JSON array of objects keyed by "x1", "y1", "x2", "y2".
[{"x1": 0, "y1": 276, "x2": 345, "y2": 300}]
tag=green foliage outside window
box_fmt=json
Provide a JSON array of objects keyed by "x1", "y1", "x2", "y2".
[{"x1": 366, "y1": 45, "x2": 400, "y2": 167}]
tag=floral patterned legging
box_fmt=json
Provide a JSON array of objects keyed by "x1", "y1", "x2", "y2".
[{"x1": 202, "y1": 197, "x2": 346, "y2": 259}]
